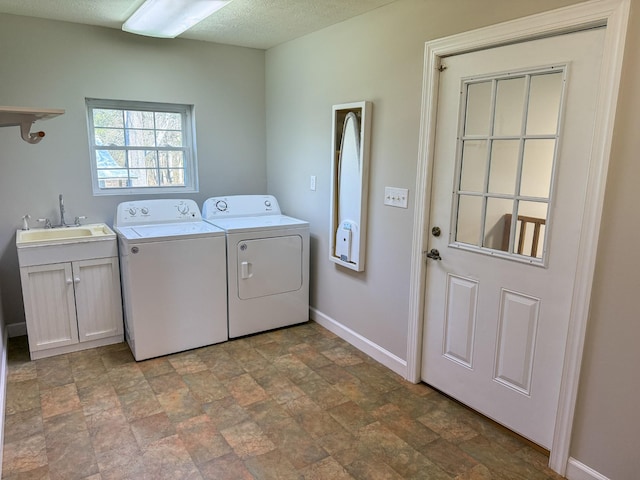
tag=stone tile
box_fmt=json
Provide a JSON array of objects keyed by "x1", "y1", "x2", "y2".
[
  {"x1": 156, "y1": 388, "x2": 203, "y2": 423},
  {"x1": 253, "y1": 368, "x2": 306, "y2": 405},
  {"x1": 107, "y1": 363, "x2": 147, "y2": 395},
  {"x1": 86, "y1": 407, "x2": 138, "y2": 454},
  {"x1": 197, "y1": 350, "x2": 245, "y2": 380},
  {"x1": 421, "y1": 438, "x2": 479, "y2": 477},
  {"x1": 220, "y1": 420, "x2": 276, "y2": 459},
  {"x1": 224, "y1": 373, "x2": 269, "y2": 407},
  {"x1": 345, "y1": 362, "x2": 403, "y2": 393},
  {"x1": 259, "y1": 417, "x2": 327, "y2": 469},
  {"x1": 175, "y1": 414, "x2": 231, "y2": 465},
  {"x1": 182, "y1": 370, "x2": 229, "y2": 403},
  {"x1": 197, "y1": 453, "x2": 254, "y2": 480},
  {"x1": 458, "y1": 435, "x2": 551, "y2": 480},
  {"x1": 417, "y1": 408, "x2": 479, "y2": 444},
  {"x1": 138, "y1": 435, "x2": 201, "y2": 479},
  {"x1": 7, "y1": 361, "x2": 37, "y2": 383},
  {"x1": 36, "y1": 356, "x2": 73, "y2": 390},
  {"x1": 296, "y1": 377, "x2": 348, "y2": 410},
  {"x1": 328, "y1": 400, "x2": 375, "y2": 434},
  {"x1": 40, "y1": 383, "x2": 81, "y2": 419},
  {"x1": 100, "y1": 349, "x2": 135, "y2": 370},
  {"x1": 5, "y1": 379, "x2": 40, "y2": 415},
  {"x1": 345, "y1": 458, "x2": 406, "y2": 480},
  {"x1": 147, "y1": 371, "x2": 189, "y2": 396},
  {"x1": 167, "y1": 352, "x2": 209, "y2": 375},
  {"x1": 243, "y1": 450, "x2": 301, "y2": 480},
  {"x1": 321, "y1": 346, "x2": 365, "y2": 367},
  {"x1": 273, "y1": 354, "x2": 322, "y2": 385},
  {"x1": 298, "y1": 456, "x2": 355, "y2": 480},
  {"x1": 202, "y1": 396, "x2": 251, "y2": 430},
  {"x1": 1, "y1": 464, "x2": 50, "y2": 479},
  {"x1": 117, "y1": 385, "x2": 163, "y2": 422},
  {"x1": 130, "y1": 412, "x2": 176, "y2": 450},
  {"x1": 3, "y1": 408, "x2": 44, "y2": 443},
  {"x1": 223, "y1": 342, "x2": 268, "y2": 372},
  {"x1": 78, "y1": 383, "x2": 120, "y2": 417},
  {"x1": 70, "y1": 356, "x2": 107, "y2": 385},
  {"x1": 372, "y1": 403, "x2": 440, "y2": 450},
  {"x1": 138, "y1": 357, "x2": 175, "y2": 379},
  {"x1": 288, "y1": 342, "x2": 334, "y2": 370},
  {"x1": 1, "y1": 434, "x2": 48, "y2": 476},
  {"x1": 95, "y1": 444, "x2": 144, "y2": 480}
]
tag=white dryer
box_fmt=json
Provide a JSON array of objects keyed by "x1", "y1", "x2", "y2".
[
  {"x1": 202, "y1": 195, "x2": 309, "y2": 338},
  {"x1": 114, "y1": 199, "x2": 227, "y2": 360}
]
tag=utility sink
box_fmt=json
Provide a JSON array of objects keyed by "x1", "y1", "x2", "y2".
[{"x1": 16, "y1": 223, "x2": 118, "y2": 267}]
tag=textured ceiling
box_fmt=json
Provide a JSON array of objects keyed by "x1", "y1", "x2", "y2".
[{"x1": 0, "y1": 0, "x2": 398, "y2": 49}]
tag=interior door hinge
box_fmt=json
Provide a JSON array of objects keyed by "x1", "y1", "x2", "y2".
[{"x1": 437, "y1": 64, "x2": 447, "y2": 72}]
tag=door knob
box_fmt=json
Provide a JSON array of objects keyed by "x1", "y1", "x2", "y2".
[
  {"x1": 431, "y1": 226, "x2": 441, "y2": 237},
  {"x1": 425, "y1": 249, "x2": 442, "y2": 261}
]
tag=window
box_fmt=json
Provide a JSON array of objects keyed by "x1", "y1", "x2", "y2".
[
  {"x1": 452, "y1": 67, "x2": 566, "y2": 265},
  {"x1": 86, "y1": 98, "x2": 197, "y2": 195}
]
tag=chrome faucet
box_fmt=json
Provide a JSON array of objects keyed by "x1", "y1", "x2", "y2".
[{"x1": 59, "y1": 194, "x2": 67, "y2": 227}]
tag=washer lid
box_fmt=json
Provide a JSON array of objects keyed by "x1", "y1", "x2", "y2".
[
  {"x1": 206, "y1": 214, "x2": 309, "y2": 233},
  {"x1": 115, "y1": 221, "x2": 224, "y2": 241}
]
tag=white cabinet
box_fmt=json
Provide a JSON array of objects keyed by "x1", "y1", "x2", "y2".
[{"x1": 19, "y1": 256, "x2": 123, "y2": 360}]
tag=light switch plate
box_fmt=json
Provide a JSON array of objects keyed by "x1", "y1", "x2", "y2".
[
  {"x1": 310, "y1": 175, "x2": 316, "y2": 191},
  {"x1": 384, "y1": 187, "x2": 409, "y2": 208}
]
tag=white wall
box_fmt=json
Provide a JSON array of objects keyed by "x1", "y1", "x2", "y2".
[
  {"x1": 266, "y1": 0, "x2": 640, "y2": 478},
  {"x1": 0, "y1": 15, "x2": 266, "y2": 326}
]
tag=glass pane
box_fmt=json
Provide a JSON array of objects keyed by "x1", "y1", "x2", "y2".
[
  {"x1": 494, "y1": 77, "x2": 526, "y2": 136},
  {"x1": 526, "y1": 72, "x2": 563, "y2": 135},
  {"x1": 464, "y1": 81, "x2": 492, "y2": 136},
  {"x1": 459, "y1": 140, "x2": 487, "y2": 192},
  {"x1": 124, "y1": 110, "x2": 154, "y2": 129},
  {"x1": 155, "y1": 112, "x2": 182, "y2": 130},
  {"x1": 160, "y1": 169, "x2": 185, "y2": 186},
  {"x1": 95, "y1": 128, "x2": 124, "y2": 146},
  {"x1": 456, "y1": 195, "x2": 483, "y2": 246},
  {"x1": 93, "y1": 109, "x2": 123, "y2": 128},
  {"x1": 488, "y1": 140, "x2": 519, "y2": 195},
  {"x1": 156, "y1": 130, "x2": 183, "y2": 147},
  {"x1": 520, "y1": 139, "x2": 555, "y2": 198},
  {"x1": 159, "y1": 151, "x2": 184, "y2": 169},
  {"x1": 483, "y1": 198, "x2": 513, "y2": 251},
  {"x1": 129, "y1": 169, "x2": 159, "y2": 187},
  {"x1": 126, "y1": 129, "x2": 156, "y2": 147},
  {"x1": 514, "y1": 201, "x2": 548, "y2": 258}
]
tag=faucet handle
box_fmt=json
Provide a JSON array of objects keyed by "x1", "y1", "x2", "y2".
[
  {"x1": 37, "y1": 218, "x2": 52, "y2": 229},
  {"x1": 74, "y1": 216, "x2": 87, "y2": 226}
]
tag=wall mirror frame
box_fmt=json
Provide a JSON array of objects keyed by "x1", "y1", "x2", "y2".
[{"x1": 329, "y1": 101, "x2": 372, "y2": 272}]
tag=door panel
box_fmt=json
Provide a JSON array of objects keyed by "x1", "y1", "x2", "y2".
[
  {"x1": 237, "y1": 235, "x2": 303, "y2": 300},
  {"x1": 422, "y1": 28, "x2": 605, "y2": 448}
]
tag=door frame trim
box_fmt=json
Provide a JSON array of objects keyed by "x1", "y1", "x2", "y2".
[{"x1": 406, "y1": 0, "x2": 629, "y2": 474}]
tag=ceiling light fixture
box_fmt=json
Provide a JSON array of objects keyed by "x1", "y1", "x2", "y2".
[{"x1": 123, "y1": 0, "x2": 232, "y2": 38}]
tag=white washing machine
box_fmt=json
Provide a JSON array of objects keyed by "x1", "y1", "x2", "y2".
[
  {"x1": 114, "y1": 199, "x2": 228, "y2": 360},
  {"x1": 202, "y1": 195, "x2": 309, "y2": 338}
]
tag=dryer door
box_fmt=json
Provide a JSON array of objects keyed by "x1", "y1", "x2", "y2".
[{"x1": 237, "y1": 235, "x2": 303, "y2": 299}]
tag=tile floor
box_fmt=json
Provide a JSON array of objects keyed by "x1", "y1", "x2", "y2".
[{"x1": 2, "y1": 321, "x2": 564, "y2": 479}]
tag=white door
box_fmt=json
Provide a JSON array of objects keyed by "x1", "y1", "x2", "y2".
[{"x1": 421, "y1": 28, "x2": 605, "y2": 449}]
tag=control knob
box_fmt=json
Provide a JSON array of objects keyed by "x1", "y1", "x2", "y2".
[
  {"x1": 141, "y1": 207, "x2": 149, "y2": 215},
  {"x1": 128, "y1": 207, "x2": 137, "y2": 216},
  {"x1": 177, "y1": 203, "x2": 190, "y2": 215},
  {"x1": 216, "y1": 200, "x2": 228, "y2": 212}
]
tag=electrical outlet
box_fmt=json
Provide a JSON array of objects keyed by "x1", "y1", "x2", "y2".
[
  {"x1": 384, "y1": 187, "x2": 409, "y2": 208},
  {"x1": 310, "y1": 175, "x2": 316, "y2": 191}
]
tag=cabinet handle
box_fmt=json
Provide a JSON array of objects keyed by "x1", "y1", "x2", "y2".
[
  {"x1": 74, "y1": 277, "x2": 81, "y2": 284},
  {"x1": 66, "y1": 278, "x2": 73, "y2": 285}
]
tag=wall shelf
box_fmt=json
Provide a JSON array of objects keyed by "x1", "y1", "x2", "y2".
[{"x1": 0, "y1": 106, "x2": 64, "y2": 144}]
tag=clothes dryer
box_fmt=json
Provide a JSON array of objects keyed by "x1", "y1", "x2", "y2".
[
  {"x1": 114, "y1": 199, "x2": 227, "y2": 360},
  {"x1": 202, "y1": 195, "x2": 309, "y2": 338}
]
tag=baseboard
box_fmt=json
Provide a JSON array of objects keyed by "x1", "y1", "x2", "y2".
[
  {"x1": 566, "y1": 457, "x2": 610, "y2": 480},
  {"x1": 6, "y1": 322, "x2": 26, "y2": 338},
  {"x1": 0, "y1": 327, "x2": 9, "y2": 479},
  {"x1": 309, "y1": 307, "x2": 407, "y2": 378}
]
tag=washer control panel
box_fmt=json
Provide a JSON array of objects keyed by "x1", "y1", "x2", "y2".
[
  {"x1": 202, "y1": 195, "x2": 281, "y2": 219},
  {"x1": 115, "y1": 199, "x2": 201, "y2": 227}
]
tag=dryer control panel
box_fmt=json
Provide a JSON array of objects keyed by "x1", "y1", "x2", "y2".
[
  {"x1": 115, "y1": 199, "x2": 202, "y2": 227},
  {"x1": 202, "y1": 195, "x2": 282, "y2": 219}
]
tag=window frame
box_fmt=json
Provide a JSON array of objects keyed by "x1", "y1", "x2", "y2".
[
  {"x1": 449, "y1": 64, "x2": 568, "y2": 267},
  {"x1": 86, "y1": 98, "x2": 198, "y2": 196}
]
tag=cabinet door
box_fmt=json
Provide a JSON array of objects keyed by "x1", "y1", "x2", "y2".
[
  {"x1": 20, "y1": 263, "x2": 79, "y2": 352},
  {"x1": 73, "y1": 257, "x2": 124, "y2": 342}
]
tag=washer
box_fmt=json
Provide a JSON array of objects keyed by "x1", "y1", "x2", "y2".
[
  {"x1": 202, "y1": 195, "x2": 309, "y2": 338},
  {"x1": 114, "y1": 199, "x2": 227, "y2": 360}
]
